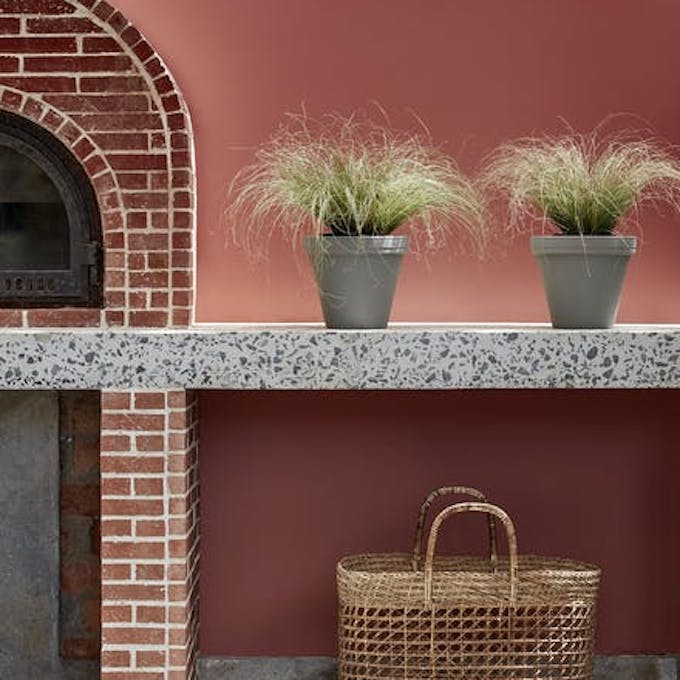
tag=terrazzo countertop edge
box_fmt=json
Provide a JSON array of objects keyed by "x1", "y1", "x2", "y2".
[{"x1": 0, "y1": 325, "x2": 677, "y2": 390}]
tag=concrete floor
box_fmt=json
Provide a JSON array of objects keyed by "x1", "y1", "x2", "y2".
[{"x1": 197, "y1": 655, "x2": 679, "y2": 680}]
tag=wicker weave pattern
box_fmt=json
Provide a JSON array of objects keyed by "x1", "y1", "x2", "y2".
[{"x1": 337, "y1": 493, "x2": 601, "y2": 679}]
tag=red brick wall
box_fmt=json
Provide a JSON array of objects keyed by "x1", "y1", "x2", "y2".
[
  {"x1": 0, "y1": 0, "x2": 195, "y2": 329},
  {"x1": 0, "y1": 2, "x2": 199, "y2": 678}
]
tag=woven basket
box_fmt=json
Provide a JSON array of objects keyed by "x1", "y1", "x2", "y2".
[{"x1": 337, "y1": 487, "x2": 601, "y2": 679}]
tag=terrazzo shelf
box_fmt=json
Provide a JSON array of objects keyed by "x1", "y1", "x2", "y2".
[{"x1": 0, "y1": 323, "x2": 679, "y2": 390}]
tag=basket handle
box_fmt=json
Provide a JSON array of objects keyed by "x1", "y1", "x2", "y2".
[
  {"x1": 412, "y1": 486, "x2": 498, "y2": 571},
  {"x1": 423, "y1": 501, "x2": 518, "y2": 604}
]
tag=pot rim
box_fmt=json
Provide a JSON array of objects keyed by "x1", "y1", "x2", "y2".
[
  {"x1": 304, "y1": 234, "x2": 408, "y2": 255},
  {"x1": 531, "y1": 234, "x2": 637, "y2": 256}
]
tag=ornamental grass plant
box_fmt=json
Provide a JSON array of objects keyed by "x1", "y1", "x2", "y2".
[
  {"x1": 228, "y1": 112, "x2": 488, "y2": 257},
  {"x1": 481, "y1": 131, "x2": 680, "y2": 235}
]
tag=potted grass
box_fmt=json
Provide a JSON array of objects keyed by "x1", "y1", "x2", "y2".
[
  {"x1": 229, "y1": 113, "x2": 487, "y2": 329},
  {"x1": 482, "y1": 131, "x2": 680, "y2": 328}
]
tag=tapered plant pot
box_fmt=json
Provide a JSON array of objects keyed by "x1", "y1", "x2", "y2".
[
  {"x1": 531, "y1": 235, "x2": 637, "y2": 329},
  {"x1": 304, "y1": 235, "x2": 408, "y2": 329}
]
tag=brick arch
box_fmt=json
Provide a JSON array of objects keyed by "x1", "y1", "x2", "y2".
[
  {"x1": 0, "y1": 86, "x2": 123, "y2": 321},
  {"x1": 0, "y1": 0, "x2": 195, "y2": 328}
]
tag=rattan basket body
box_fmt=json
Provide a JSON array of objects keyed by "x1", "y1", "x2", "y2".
[{"x1": 337, "y1": 488, "x2": 601, "y2": 680}]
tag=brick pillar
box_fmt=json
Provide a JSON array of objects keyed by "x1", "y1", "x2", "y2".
[{"x1": 100, "y1": 389, "x2": 199, "y2": 679}]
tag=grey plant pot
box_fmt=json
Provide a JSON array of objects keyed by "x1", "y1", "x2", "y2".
[
  {"x1": 304, "y1": 235, "x2": 408, "y2": 329},
  {"x1": 531, "y1": 235, "x2": 637, "y2": 329}
]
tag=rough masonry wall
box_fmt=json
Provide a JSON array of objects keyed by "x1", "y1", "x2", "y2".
[{"x1": 59, "y1": 390, "x2": 101, "y2": 661}]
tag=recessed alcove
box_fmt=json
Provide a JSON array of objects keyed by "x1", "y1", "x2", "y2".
[{"x1": 197, "y1": 389, "x2": 680, "y2": 661}]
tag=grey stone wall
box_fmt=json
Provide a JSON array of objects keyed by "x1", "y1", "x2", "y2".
[{"x1": 0, "y1": 392, "x2": 60, "y2": 679}]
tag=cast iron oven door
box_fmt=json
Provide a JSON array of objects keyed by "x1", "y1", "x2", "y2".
[{"x1": 0, "y1": 110, "x2": 102, "y2": 307}]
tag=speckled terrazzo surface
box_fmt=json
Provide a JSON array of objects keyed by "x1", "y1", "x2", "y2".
[{"x1": 0, "y1": 324, "x2": 679, "y2": 390}]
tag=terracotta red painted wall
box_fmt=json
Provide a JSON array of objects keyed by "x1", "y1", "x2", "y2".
[
  {"x1": 199, "y1": 390, "x2": 680, "y2": 656},
  {"x1": 113, "y1": 0, "x2": 680, "y2": 323},
  {"x1": 108, "y1": 0, "x2": 680, "y2": 657}
]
